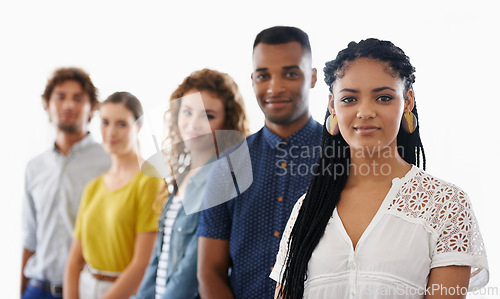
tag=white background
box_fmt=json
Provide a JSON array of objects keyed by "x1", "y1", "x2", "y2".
[{"x1": 1, "y1": 0, "x2": 498, "y2": 297}]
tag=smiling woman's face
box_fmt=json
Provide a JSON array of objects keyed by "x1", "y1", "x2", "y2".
[
  {"x1": 177, "y1": 89, "x2": 226, "y2": 153},
  {"x1": 100, "y1": 102, "x2": 137, "y2": 156},
  {"x1": 330, "y1": 58, "x2": 413, "y2": 154}
]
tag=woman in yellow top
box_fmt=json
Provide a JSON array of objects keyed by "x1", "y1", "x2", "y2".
[{"x1": 64, "y1": 92, "x2": 163, "y2": 299}]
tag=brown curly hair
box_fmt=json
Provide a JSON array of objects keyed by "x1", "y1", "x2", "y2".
[
  {"x1": 42, "y1": 67, "x2": 99, "y2": 120},
  {"x1": 160, "y1": 68, "x2": 250, "y2": 198}
]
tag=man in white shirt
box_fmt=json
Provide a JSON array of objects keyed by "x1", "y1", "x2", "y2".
[{"x1": 20, "y1": 67, "x2": 110, "y2": 298}]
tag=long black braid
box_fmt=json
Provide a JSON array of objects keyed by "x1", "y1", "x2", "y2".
[{"x1": 278, "y1": 38, "x2": 426, "y2": 298}]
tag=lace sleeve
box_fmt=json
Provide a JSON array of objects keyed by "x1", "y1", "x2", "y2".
[
  {"x1": 431, "y1": 185, "x2": 489, "y2": 290},
  {"x1": 269, "y1": 194, "x2": 306, "y2": 283}
]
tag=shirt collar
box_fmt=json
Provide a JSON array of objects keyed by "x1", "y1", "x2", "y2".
[
  {"x1": 52, "y1": 133, "x2": 97, "y2": 155},
  {"x1": 263, "y1": 117, "x2": 318, "y2": 149},
  {"x1": 189, "y1": 157, "x2": 216, "y2": 187},
  {"x1": 176, "y1": 156, "x2": 217, "y2": 189}
]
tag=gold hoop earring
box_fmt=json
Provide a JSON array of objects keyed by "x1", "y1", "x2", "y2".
[
  {"x1": 325, "y1": 114, "x2": 339, "y2": 136},
  {"x1": 401, "y1": 111, "x2": 417, "y2": 133}
]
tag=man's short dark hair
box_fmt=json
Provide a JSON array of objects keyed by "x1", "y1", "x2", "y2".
[
  {"x1": 253, "y1": 26, "x2": 311, "y2": 55},
  {"x1": 42, "y1": 67, "x2": 98, "y2": 108}
]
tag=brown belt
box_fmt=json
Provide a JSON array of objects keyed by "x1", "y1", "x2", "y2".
[
  {"x1": 86, "y1": 266, "x2": 119, "y2": 282},
  {"x1": 90, "y1": 272, "x2": 118, "y2": 282}
]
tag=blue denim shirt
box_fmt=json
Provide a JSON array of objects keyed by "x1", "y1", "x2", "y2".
[{"x1": 133, "y1": 163, "x2": 212, "y2": 299}]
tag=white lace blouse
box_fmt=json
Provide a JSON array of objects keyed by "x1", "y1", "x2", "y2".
[{"x1": 270, "y1": 166, "x2": 489, "y2": 299}]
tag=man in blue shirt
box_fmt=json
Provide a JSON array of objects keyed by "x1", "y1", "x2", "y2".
[
  {"x1": 197, "y1": 26, "x2": 323, "y2": 299},
  {"x1": 20, "y1": 68, "x2": 110, "y2": 298}
]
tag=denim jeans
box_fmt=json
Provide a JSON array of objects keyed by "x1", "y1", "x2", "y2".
[{"x1": 22, "y1": 285, "x2": 62, "y2": 299}]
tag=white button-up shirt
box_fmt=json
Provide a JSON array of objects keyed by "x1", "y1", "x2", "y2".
[{"x1": 22, "y1": 134, "x2": 110, "y2": 283}]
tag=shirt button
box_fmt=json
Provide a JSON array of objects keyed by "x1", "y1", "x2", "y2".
[
  {"x1": 281, "y1": 162, "x2": 287, "y2": 168},
  {"x1": 274, "y1": 231, "x2": 280, "y2": 237},
  {"x1": 277, "y1": 196, "x2": 283, "y2": 202},
  {"x1": 277, "y1": 141, "x2": 288, "y2": 148},
  {"x1": 177, "y1": 227, "x2": 182, "y2": 232}
]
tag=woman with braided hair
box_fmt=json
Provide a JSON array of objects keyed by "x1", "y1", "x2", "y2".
[{"x1": 270, "y1": 38, "x2": 489, "y2": 298}]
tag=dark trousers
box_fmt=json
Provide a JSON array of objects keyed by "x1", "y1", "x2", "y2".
[{"x1": 22, "y1": 285, "x2": 62, "y2": 299}]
